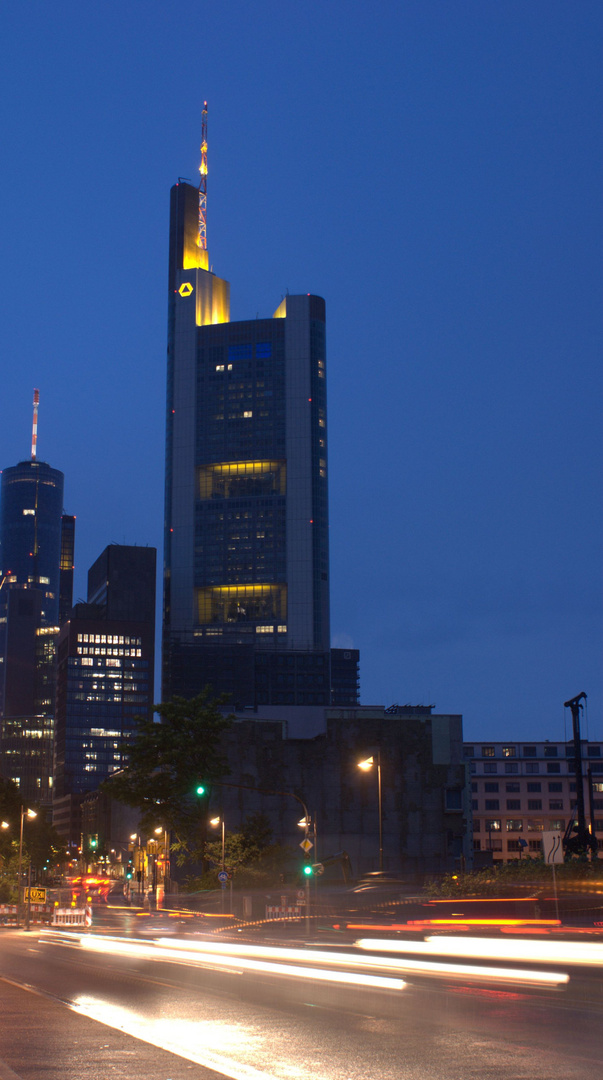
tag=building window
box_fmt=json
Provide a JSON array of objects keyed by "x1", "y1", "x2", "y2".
[
  {"x1": 588, "y1": 746, "x2": 601, "y2": 757},
  {"x1": 445, "y1": 789, "x2": 463, "y2": 811},
  {"x1": 484, "y1": 819, "x2": 501, "y2": 832},
  {"x1": 471, "y1": 782, "x2": 478, "y2": 793},
  {"x1": 489, "y1": 839, "x2": 503, "y2": 851},
  {"x1": 483, "y1": 763, "x2": 498, "y2": 774},
  {"x1": 549, "y1": 819, "x2": 564, "y2": 831},
  {"x1": 481, "y1": 746, "x2": 495, "y2": 758},
  {"x1": 528, "y1": 800, "x2": 542, "y2": 811},
  {"x1": 485, "y1": 800, "x2": 500, "y2": 811},
  {"x1": 523, "y1": 746, "x2": 537, "y2": 758},
  {"x1": 473, "y1": 839, "x2": 481, "y2": 851},
  {"x1": 525, "y1": 763, "x2": 539, "y2": 774},
  {"x1": 527, "y1": 819, "x2": 544, "y2": 831},
  {"x1": 549, "y1": 801, "x2": 563, "y2": 811},
  {"x1": 505, "y1": 782, "x2": 520, "y2": 793},
  {"x1": 593, "y1": 783, "x2": 603, "y2": 793},
  {"x1": 464, "y1": 746, "x2": 474, "y2": 758},
  {"x1": 472, "y1": 820, "x2": 480, "y2": 832},
  {"x1": 527, "y1": 782, "x2": 541, "y2": 792},
  {"x1": 546, "y1": 763, "x2": 561, "y2": 774},
  {"x1": 472, "y1": 800, "x2": 478, "y2": 811},
  {"x1": 484, "y1": 782, "x2": 499, "y2": 792},
  {"x1": 506, "y1": 800, "x2": 521, "y2": 811},
  {"x1": 529, "y1": 840, "x2": 542, "y2": 851},
  {"x1": 507, "y1": 840, "x2": 522, "y2": 852},
  {"x1": 506, "y1": 819, "x2": 523, "y2": 832},
  {"x1": 502, "y1": 746, "x2": 516, "y2": 758},
  {"x1": 544, "y1": 745, "x2": 558, "y2": 757},
  {"x1": 548, "y1": 782, "x2": 562, "y2": 792},
  {"x1": 504, "y1": 762, "x2": 519, "y2": 774}
]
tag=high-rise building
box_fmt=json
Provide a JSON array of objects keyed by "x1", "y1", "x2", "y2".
[
  {"x1": 163, "y1": 114, "x2": 358, "y2": 707},
  {"x1": 53, "y1": 544, "x2": 156, "y2": 802},
  {"x1": 0, "y1": 398, "x2": 72, "y2": 803}
]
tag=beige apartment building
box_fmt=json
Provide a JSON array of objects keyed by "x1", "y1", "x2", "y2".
[{"x1": 464, "y1": 739, "x2": 603, "y2": 863}]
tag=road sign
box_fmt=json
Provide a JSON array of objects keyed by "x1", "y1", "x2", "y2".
[
  {"x1": 543, "y1": 832, "x2": 563, "y2": 864},
  {"x1": 24, "y1": 887, "x2": 46, "y2": 904},
  {"x1": 313, "y1": 863, "x2": 324, "y2": 875},
  {"x1": 217, "y1": 870, "x2": 228, "y2": 884},
  {"x1": 296, "y1": 888, "x2": 306, "y2": 901},
  {"x1": 299, "y1": 838, "x2": 313, "y2": 853}
]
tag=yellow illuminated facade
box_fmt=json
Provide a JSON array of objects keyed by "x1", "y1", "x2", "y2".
[
  {"x1": 196, "y1": 584, "x2": 287, "y2": 626},
  {"x1": 198, "y1": 460, "x2": 286, "y2": 500}
]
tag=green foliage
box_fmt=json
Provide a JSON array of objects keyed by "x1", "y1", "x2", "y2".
[
  {"x1": 426, "y1": 856, "x2": 603, "y2": 897},
  {"x1": 184, "y1": 813, "x2": 293, "y2": 891},
  {"x1": 102, "y1": 690, "x2": 234, "y2": 858},
  {"x1": 0, "y1": 776, "x2": 64, "y2": 872}
]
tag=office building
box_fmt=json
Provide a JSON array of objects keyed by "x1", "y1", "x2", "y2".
[
  {"x1": 0, "y1": 404, "x2": 73, "y2": 803},
  {"x1": 53, "y1": 545, "x2": 156, "y2": 804},
  {"x1": 163, "y1": 115, "x2": 358, "y2": 707},
  {"x1": 465, "y1": 739, "x2": 603, "y2": 863}
]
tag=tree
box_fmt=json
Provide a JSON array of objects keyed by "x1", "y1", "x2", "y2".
[
  {"x1": 102, "y1": 690, "x2": 234, "y2": 859},
  {"x1": 186, "y1": 813, "x2": 293, "y2": 891},
  {"x1": 0, "y1": 777, "x2": 64, "y2": 887}
]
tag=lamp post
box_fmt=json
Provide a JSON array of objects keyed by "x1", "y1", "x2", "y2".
[
  {"x1": 210, "y1": 816, "x2": 227, "y2": 912},
  {"x1": 130, "y1": 832, "x2": 144, "y2": 902},
  {"x1": 357, "y1": 750, "x2": 383, "y2": 872},
  {"x1": 154, "y1": 826, "x2": 170, "y2": 904},
  {"x1": 17, "y1": 807, "x2": 37, "y2": 928}
]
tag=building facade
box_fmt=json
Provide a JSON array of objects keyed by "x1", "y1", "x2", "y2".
[
  {"x1": 0, "y1": 458, "x2": 73, "y2": 803},
  {"x1": 465, "y1": 739, "x2": 603, "y2": 863},
  {"x1": 163, "y1": 176, "x2": 358, "y2": 706},
  {"x1": 53, "y1": 545, "x2": 156, "y2": 812}
]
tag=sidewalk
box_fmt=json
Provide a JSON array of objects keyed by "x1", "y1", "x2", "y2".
[{"x1": 0, "y1": 977, "x2": 221, "y2": 1080}]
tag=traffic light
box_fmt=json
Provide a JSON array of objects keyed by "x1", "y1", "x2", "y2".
[
  {"x1": 89, "y1": 836, "x2": 98, "y2": 850},
  {"x1": 303, "y1": 864, "x2": 314, "y2": 877},
  {"x1": 125, "y1": 861, "x2": 134, "y2": 880},
  {"x1": 196, "y1": 783, "x2": 206, "y2": 796}
]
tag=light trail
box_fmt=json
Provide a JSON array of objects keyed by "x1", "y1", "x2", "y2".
[
  {"x1": 43, "y1": 930, "x2": 567, "y2": 989},
  {"x1": 356, "y1": 935, "x2": 603, "y2": 968},
  {"x1": 77, "y1": 934, "x2": 406, "y2": 991}
]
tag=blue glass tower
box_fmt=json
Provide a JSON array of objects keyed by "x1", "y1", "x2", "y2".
[{"x1": 163, "y1": 178, "x2": 350, "y2": 707}]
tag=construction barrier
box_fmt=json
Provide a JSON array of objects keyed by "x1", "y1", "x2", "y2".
[
  {"x1": 265, "y1": 905, "x2": 302, "y2": 920},
  {"x1": 52, "y1": 906, "x2": 92, "y2": 927},
  {"x1": 0, "y1": 904, "x2": 51, "y2": 925}
]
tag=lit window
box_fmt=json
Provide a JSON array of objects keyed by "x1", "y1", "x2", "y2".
[
  {"x1": 484, "y1": 819, "x2": 501, "y2": 831},
  {"x1": 277, "y1": 625, "x2": 287, "y2": 633},
  {"x1": 506, "y1": 819, "x2": 523, "y2": 832},
  {"x1": 81, "y1": 658, "x2": 93, "y2": 667},
  {"x1": 243, "y1": 411, "x2": 253, "y2": 418},
  {"x1": 502, "y1": 746, "x2": 516, "y2": 758},
  {"x1": 481, "y1": 746, "x2": 495, "y2": 758},
  {"x1": 22, "y1": 508, "x2": 35, "y2": 515}
]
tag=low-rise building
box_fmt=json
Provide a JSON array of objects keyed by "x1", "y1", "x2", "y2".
[{"x1": 464, "y1": 739, "x2": 603, "y2": 863}]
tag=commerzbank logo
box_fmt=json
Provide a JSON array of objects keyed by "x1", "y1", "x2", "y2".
[{"x1": 178, "y1": 282, "x2": 193, "y2": 297}]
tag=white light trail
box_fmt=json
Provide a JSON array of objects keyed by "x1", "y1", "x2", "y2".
[{"x1": 356, "y1": 935, "x2": 603, "y2": 968}]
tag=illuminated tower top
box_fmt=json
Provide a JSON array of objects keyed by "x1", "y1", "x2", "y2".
[{"x1": 198, "y1": 101, "x2": 208, "y2": 257}]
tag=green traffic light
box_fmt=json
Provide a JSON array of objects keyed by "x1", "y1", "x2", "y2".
[
  {"x1": 196, "y1": 784, "x2": 206, "y2": 796},
  {"x1": 89, "y1": 838, "x2": 98, "y2": 849},
  {"x1": 303, "y1": 865, "x2": 313, "y2": 876}
]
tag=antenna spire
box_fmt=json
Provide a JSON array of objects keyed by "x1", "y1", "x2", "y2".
[
  {"x1": 31, "y1": 389, "x2": 39, "y2": 460},
  {"x1": 198, "y1": 101, "x2": 208, "y2": 254}
]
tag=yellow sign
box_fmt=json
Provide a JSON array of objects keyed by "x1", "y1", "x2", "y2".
[
  {"x1": 24, "y1": 886, "x2": 46, "y2": 903},
  {"x1": 178, "y1": 282, "x2": 193, "y2": 297}
]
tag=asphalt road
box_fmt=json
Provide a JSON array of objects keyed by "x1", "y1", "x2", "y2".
[{"x1": 0, "y1": 926, "x2": 601, "y2": 1080}]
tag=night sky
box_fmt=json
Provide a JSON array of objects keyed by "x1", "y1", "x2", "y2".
[{"x1": 1, "y1": 2, "x2": 601, "y2": 742}]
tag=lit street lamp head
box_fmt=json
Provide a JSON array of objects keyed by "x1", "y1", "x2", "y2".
[
  {"x1": 357, "y1": 756, "x2": 374, "y2": 771},
  {"x1": 209, "y1": 816, "x2": 221, "y2": 827}
]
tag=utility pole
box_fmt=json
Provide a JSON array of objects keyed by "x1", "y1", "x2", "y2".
[{"x1": 563, "y1": 693, "x2": 596, "y2": 858}]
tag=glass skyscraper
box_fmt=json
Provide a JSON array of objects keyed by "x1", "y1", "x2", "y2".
[
  {"x1": 0, "y1": 457, "x2": 72, "y2": 802},
  {"x1": 163, "y1": 179, "x2": 357, "y2": 707}
]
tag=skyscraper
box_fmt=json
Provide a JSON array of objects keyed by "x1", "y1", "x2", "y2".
[
  {"x1": 53, "y1": 544, "x2": 156, "y2": 802},
  {"x1": 163, "y1": 111, "x2": 358, "y2": 707},
  {"x1": 0, "y1": 395, "x2": 73, "y2": 802}
]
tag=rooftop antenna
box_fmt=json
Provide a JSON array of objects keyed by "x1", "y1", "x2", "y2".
[
  {"x1": 31, "y1": 389, "x2": 39, "y2": 460},
  {"x1": 198, "y1": 101, "x2": 208, "y2": 255}
]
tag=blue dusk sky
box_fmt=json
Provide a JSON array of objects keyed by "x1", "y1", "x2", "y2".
[{"x1": 0, "y1": 2, "x2": 600, "y2": 742}]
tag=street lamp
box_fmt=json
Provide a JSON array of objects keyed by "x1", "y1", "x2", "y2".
[
  {"x1": 357, "y1": 751, "x2": 383, "y2": 872},
  {"x1": 154, "y1": 826, "x2": 170, "y2": 895},
  {"x1": 210, "y1": 816, "x2": 228, "y2": 913},
  {"x1": 17, "y1": 807, "x2": 37, "y2": 928}
]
